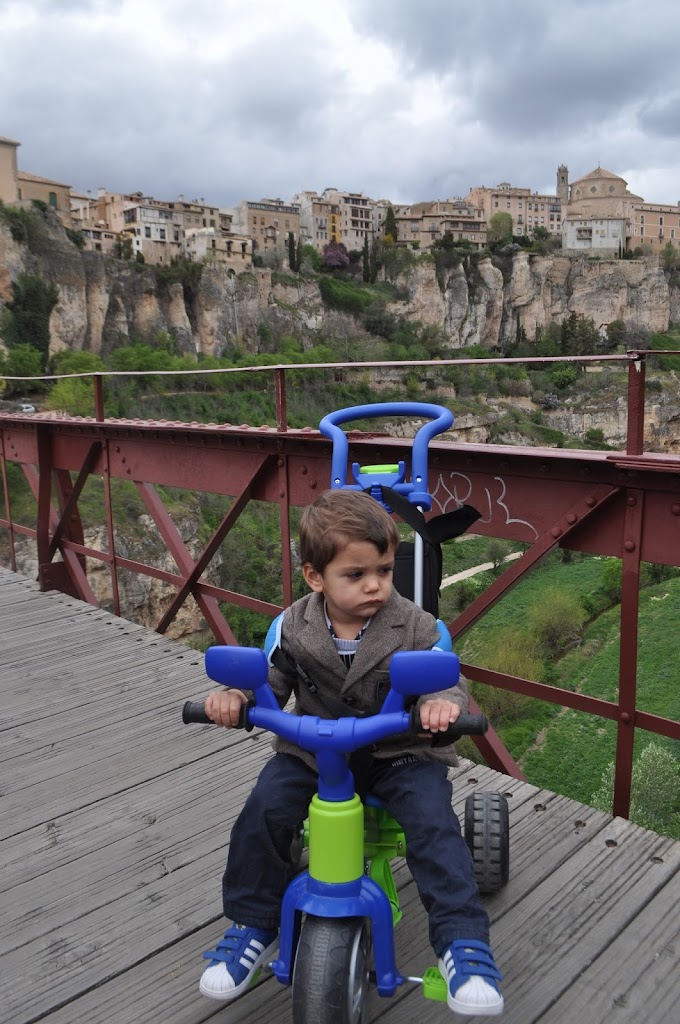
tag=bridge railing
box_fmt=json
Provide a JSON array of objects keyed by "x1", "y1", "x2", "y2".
[{"x1": 1, "y1": 351, "x2": 679, "y2": 820}]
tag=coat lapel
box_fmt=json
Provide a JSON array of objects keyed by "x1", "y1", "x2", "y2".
[
  {"x1": 342, "y1": 591, "x2": 407, "y2": 694},
  {"x1": 299, "y1": 593, "x2": 347, "y2": 687}
]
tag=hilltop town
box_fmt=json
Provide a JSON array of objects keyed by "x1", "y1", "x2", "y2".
[{"x1": 2, "y1": 135, "x2": 680, "y2": 271}]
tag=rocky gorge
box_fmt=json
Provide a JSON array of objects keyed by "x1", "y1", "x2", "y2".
[
  {"x1": 1, "y1": 209, "x2": 677, "y2": 359},
  {"x1": 4, "y1": 210, "x2": 680, "y2": 636}
]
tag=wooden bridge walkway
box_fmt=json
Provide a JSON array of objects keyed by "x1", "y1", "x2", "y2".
[{"x1": 2, "y1": 566, "x2": 679, "y2": 1024}]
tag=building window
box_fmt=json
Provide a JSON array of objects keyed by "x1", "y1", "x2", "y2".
[
  {"x1": 49, "y1": 192, "x2": 57, "y2": 208},
  {"x1": 145, "y1": 227, "x2": 151, "y2": 238},
  {"x1": 159, "y1": 229, "x2": 166, "y2": 240}
]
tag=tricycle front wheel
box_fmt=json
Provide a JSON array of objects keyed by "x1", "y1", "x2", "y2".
[{"x1": 292, "y1": 915, "x2": 370, "y2": 1024}]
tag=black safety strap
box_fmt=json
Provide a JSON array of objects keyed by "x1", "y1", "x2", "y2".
[
  {"x1": 270, "y1": 645, "x2": 377, "y2": 719},
  {"x1": 367, "y1": 485, "x2": 481, "y2": 546}
]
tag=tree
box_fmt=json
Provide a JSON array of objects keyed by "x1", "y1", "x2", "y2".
[
  {"x1": 605, "y1": 319, "x2": 626, "y2": 349},
  {"x1": 430, "y1": 230, "x2": 456, "y2": 251},
  {"x1": 485, "y1": 538, "x2": 513, "y2": 572},
  {"x1": 322, "y1": 240, "x2": 350, "y2": 270},
  {"x1": 5, "y1": 273, "x2": 59, "y2": 368},
  {"x1": 0, "y1": 343, "x2": 44, "y2": 393},
  {"x1": 298, "y1": 244, "x2": 321, "y2": 274},
  {"x1": 288, "y1": 231, "x2": 297, "y2": 272},
  {"x1": 661, "y1": 241, "x2": 679, "y2": 272},
  {"x1": 369, "y1": 238, "x2": 381, "y2": 283},
  {"x1": 362, "y1": 236, "x2": 370, "y2": 282},
  {"x1": 381, "y1": 243, "x2": 416, "y2": 283},
  {"x1": 383, "y1": 205, "x2": 398, "y2": 243},
  {"x1": 560, "y1": 311, "x2": 602, "y2": 357},
  {"x1": 487, "y1": 212, "x2": 513, "y2": 248}
]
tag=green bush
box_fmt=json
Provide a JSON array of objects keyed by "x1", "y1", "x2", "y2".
[
  {"x1": 317, "y1": 276, "x2": 375, "y2": 316},
  {"x1": 528, "y1": 587, "x2": 586, "y2": 655},
  {"x1": 591, "y1": 742, "x2": 680, "y2": 838},
  {"x1": 550, "y1": 365, "x2": 578, "y2": 390}
]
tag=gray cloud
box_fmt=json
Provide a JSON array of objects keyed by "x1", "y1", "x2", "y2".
[{"x1": 2, "y1": 0, "x2": 680, "y2": 207}]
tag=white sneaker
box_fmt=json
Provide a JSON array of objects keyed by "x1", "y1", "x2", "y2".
[
  {"x1": 438, "y1": 939, "x2": 504, "y2": 1016},
  {"x1": 199, "y1": 923, "x2": 279, "y2": 1000}
]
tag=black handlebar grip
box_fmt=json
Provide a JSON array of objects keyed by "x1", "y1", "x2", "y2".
[
  {"x1": 236, "y1": 700, "x2": 256, "y2": 731},
  {"x1": 182, "y1": 700, "x2": 212, "y2": 724},
  {"x1": 409, "y1": 708, "x2": 489, "y2": 737}
]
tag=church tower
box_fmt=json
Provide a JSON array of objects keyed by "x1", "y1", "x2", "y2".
[{"x1": 556, "y1": 164, "x2": 569, "y2": 203}]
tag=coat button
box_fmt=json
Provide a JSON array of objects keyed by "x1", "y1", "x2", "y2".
[{"x1": 345, "y1": 696, "x2": 355, "y2": 706}]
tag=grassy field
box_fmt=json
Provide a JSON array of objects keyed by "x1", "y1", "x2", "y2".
[{"x1": 452, "y1": 554, "x2": 680, "y2": 833}]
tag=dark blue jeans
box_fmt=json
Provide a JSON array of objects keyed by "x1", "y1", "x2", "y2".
[{"x1": 222, "y1": 751, "x2": 489, "y2": 956}]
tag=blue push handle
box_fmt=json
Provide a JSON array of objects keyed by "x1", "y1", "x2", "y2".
[{"x1": 319, "y1": 402, "x2": 454, "y2": 504}]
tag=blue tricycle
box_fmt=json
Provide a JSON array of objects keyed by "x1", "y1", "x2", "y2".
[{"x1": 184, "y1": 645, "x2": 494, "y2": 1022}]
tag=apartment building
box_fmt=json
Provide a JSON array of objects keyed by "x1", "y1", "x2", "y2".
[
  {"x1": 232, "y1": 198, "x2": 300, "y2": 254},
  {"x1": 291, "y1": 191, "x2": 336, "y2": 251},
  {"x1": 632, "y1": 203, "x2": 680, "y2": 253},
  {"x1": 466, "y1": 177, "x2": 563, "y2": 238},
  {"x1": 392, "y1": 199, "x2": 486, "y2": 249},
  {"x1": 183, "y1": 227, "x2": 253, "y2": 268},
  {"x1": 70, "y1": 190, "x2": 118, "y2": 253},
  {"x1": 319, "y1": 188, "x2": 386, "y2": 249}
]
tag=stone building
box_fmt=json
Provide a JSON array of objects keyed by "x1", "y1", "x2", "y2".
[
  {"x1": 232, "y1": 198, "x2": 300, "y2": 255},
  {"x1": 291, "y1": 190, "x2": 337, "y2": 251},
  {"x1": 183, "y1": 226, "x2": 252, "y2": 268},
  {"x1": 561, "y1": 167, "x2": 643, "y2": 256},
  {"x1": 0, "y1": 137, "x2": 72, "y2": 226},
  {"x1": 466, "y1": 176, "x2": 563, "y2": 238},
  {"x1": 0, "y1": 136, "x2": 19, "y2": 203},
  {"x1": 16, "y1": 170, "x2": 73, "y2": 227},
  {"x1": 392, "y1": 198, "x2": 486, "y2": 249}
]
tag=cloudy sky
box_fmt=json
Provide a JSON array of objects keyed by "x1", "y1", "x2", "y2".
[{"x1": 1, "y1": 0, "x2": 678, "y2": 209}]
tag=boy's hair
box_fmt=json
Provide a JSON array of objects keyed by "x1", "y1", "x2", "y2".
[{"x1": 300, "y1": 489, "x2": 400, "y2": 572}]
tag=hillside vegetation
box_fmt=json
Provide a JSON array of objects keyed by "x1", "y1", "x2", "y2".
[{"x1": 451, "y1": 551, "x2": 680, "y2": 838}]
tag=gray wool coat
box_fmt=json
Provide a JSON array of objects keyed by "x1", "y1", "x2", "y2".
[{"x1": 261, "y1": 589, "x2": 469, "y2": 771}]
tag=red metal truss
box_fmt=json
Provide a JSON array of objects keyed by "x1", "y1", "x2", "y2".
[{"x1": 1, "y1": 358, "x2": 680, "y2": 818}]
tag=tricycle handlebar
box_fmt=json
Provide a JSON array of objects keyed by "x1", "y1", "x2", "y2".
[{"x1": 182, "y1": 699, "x2": 488, "y2": 745}]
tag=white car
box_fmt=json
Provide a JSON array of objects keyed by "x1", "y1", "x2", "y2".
[{"x1": 19, "y1": 403, "x2": 35, "y2": 413}]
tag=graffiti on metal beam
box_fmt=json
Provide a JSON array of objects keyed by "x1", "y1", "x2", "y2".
[{"x1": 432, "y1": 473, "x2": 539, "y2": 540}]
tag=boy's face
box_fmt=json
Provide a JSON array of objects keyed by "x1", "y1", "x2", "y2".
[{"x1": 303, "y1": 540, "x2": 395, "y2": 635}]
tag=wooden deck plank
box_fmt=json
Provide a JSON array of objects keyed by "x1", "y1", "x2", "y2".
[
  {"x1": 538, "y1": 869, "x2": 680, "y2": 1023},
  {"x1": 2, "y1": 567, "x2": 680, "y2": 1024}
]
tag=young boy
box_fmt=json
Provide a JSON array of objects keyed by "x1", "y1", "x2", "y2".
[{"x1": 201, "y1": 489, "x2": 503, "y2": 1016}]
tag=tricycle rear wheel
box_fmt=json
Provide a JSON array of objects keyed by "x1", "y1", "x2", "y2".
[
  {"x1": 292, "y1": 915, "x2": 369, "y2": 1024},
  {"x1": 464, "y1": 791, "x2": 510, "y2": 894}
]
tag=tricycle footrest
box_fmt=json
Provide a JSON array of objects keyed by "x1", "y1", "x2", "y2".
[{"x1": 422, "y1": 965, "x2": 448, "y2": 1003}]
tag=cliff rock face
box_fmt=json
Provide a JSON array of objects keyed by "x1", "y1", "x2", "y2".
[
  {"x1": 11, "y1": 515, "x2": 220, "y2": 640},
  {"x1": 0, "y1": 212, "x2": 677, "y2": 360}
]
